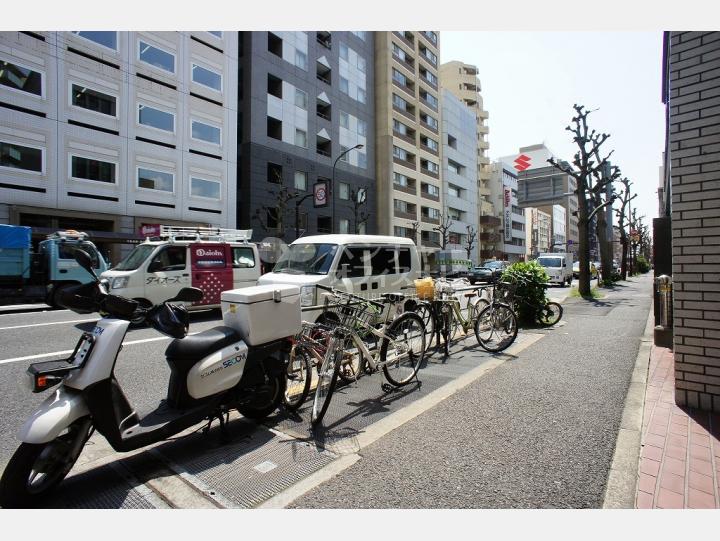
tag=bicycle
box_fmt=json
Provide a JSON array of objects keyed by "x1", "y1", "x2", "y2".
[
  {"x1": 505, "y1": 276, "x2": 563, "y2": 327},
  {"x1": 472, "y1": 281, "x2": 519, "y2": 353},
  {"x1": 414, "y1": 279, "x2": 489, "y2": 356},
  {"x1": 310, "y1": 287, "x2": 426, "y2": 427}
]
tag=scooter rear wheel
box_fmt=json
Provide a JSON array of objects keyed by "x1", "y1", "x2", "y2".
[
  {"x1": 237, "y1": 372, "x2": 286, "y2": 420},
  {"x1": 0, "y1": 417, "x2": 92, "y2": 508}
]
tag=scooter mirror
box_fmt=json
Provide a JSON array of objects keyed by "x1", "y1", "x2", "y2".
[
  {"x1": 73, "y1": 249, "x2": 99, "y2": 281},
  {"x1": 169, "y1": 287, "x2": 204, "y2": 303}
]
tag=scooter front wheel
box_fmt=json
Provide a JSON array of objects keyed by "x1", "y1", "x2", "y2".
[{"x1": 0, "y1": 417, "x2": 92, "y2": 508}]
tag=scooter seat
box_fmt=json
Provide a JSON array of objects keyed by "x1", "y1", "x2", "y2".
[{"x1": 165, "y1": 326, "x2": 241, "y2": 363}]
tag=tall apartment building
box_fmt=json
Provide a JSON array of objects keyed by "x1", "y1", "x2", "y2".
[
  {"x1": 439, "y1": 60, "x2": 498, "y2": 260},
  {"x1": 375, "y1": 31, "x2": 443, "y2": 253},
  {"x1": 236, "y1": 31, "x2": 375, "y2": 245},
  {"x1": 489, "y1": 162, "x2": 526, "y2": 262},
  {"x1": 0, "y1": 31, "x2": 238, "y2": 262},
  {"x1": 441, "y1": 89, "x2": 478, "y2": 263}
]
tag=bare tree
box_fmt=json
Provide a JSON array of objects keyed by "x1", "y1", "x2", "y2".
[
  {"x1": 464, "y1": 225, "x2": 477, "y2": 261},
  {"x1": 432, "y1": 212, "x2": 454, "y2": 250},
  {"x1": 252, "y1": 185, "x2": 299, "y2": 240},
  {"x1": 348, "y1": 186, "x2": 370, "y2": 234},
  {"x1": 614, "y1": 176, "x2": 637, "y2": 280},
  {"x1": 548, "y1": 104, "x2": 618, "y2": 297},
  {"x1": 589, "y1": 162, "x2": 621, "y2": 283},
  {"x1": 407, "y1": 220, "x2": 420, "y2": 244}
]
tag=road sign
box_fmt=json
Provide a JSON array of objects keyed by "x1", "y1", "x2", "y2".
[{"x1": 313, "y1": 181, "x2": 328, "y2": 208}]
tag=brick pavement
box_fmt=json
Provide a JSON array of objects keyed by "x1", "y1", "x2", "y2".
[{"x1": 636, "y1": 345, "x2": 720, "y2": 508}]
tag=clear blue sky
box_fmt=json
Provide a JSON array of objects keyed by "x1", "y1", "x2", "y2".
[{"x1": 440, "y1": 31, "x2": 666, "y2": 225}]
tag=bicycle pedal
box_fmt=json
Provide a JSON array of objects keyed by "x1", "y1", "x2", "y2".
[{"x1": 381, "y1": 383, "x2": 394, "y2": 393}]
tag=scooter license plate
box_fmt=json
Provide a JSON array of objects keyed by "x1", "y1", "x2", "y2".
[{"x1": 70, "y1": 333, "x2": 95, "y2": 367}]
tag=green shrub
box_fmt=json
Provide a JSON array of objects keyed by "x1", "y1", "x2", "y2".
[
  {"x1": 636, "y1": 255, "x2": 651, "y2": 274},
  {"x1": 500, "y1": 261, "x2": 549, "y2": 326}
]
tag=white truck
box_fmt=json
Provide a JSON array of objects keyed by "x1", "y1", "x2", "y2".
[
  {"x1": 536, "y1": 252, "x2": 573, "y2": 286},
  {"x1": 435, "y1": 249, "x2": 472, "y2": 279}
]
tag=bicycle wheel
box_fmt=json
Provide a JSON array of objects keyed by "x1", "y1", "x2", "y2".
[
  {"x1": 414, "y1": 302, "x2": 435, "y2": 348},
  {"x1": 474, "y1": 303, "x2": 518, "y2": 353},
  {"x1": 538, "y1": 301, "x2": 563, "y2": 327},
  {"x1": 283, "y1": 347, "x2": 312, "y2": 411},
  {"x1": 310, "y1": 337, "x2": 342, "y2": 427},
  {"x1": 337, "y1": 335, "x2": 363, "y2": 384},
  {"x1": 381, "y1": 312, "x2": 426, "y2": 386}
]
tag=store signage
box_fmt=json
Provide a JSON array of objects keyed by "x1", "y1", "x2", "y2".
[{"x1": 503, "y1": 186, "x2": 512, "y2": 242}]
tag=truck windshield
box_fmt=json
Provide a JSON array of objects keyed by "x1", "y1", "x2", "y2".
[
  {"x1": 113, "y1": 244, "x2": 157, "y2": 271},
  {"x1": 273, "y1": 243, "x2": 338, "y2": 275},
  {"x1": 537, "y1": 257, "x2": 562, "y2": 268}
]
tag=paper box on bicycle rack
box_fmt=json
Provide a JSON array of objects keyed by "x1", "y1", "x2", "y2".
[{"x1": 221, "y1": 284, "x2": 301, "y2": 346}]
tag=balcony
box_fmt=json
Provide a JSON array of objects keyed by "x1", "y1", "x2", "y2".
[
  {"x1": 392, "y1": 78, "x2": 415, "y2": 98},
  {"x1": 316, "y1": 31, "x2": 331, "y2": 49},
  {"x1": 480, "y1": 232, "x2": 501, "y2": 243},
  {"x1": 393, "y1": 156, "x2": 416, "y2": 170},
  {"x1": 393, "y1": 31, "x2": 414, "y2": 48},
  {"x1": 393, "y1": 104, "x2": 415, "y2": 122},
  {"x1": 393, "y1": 129, "x2": 416, "y2": 146},
  {"x1": 420, "y1": 166, "x2": 439, "y2": 180},
  {"x1": 420, "y1": 189, "x2": 440, "y2": 202},
  {"x1": 421, "y1": 215, "x2": 439, "y2": 225},
  {"x1": 480, "y1": 215, "x2": 501, "y2": 227},
  {"x1": 394, "y1": 182, "x2": 416, "y2": 196},
  {"x1": 394, "y1": 209, "x2": 417, "y2": 220}
]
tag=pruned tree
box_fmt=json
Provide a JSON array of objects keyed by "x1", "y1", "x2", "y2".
[
  {"x1": 589, "y1": 162, "x2": 621, "y2": 283},
  {"x1": 252, "y1": 185, "x2": 300, "y2": 240},
  {"x1": 432, "y1": 212, "x2": 454, "y2": 250},
  {"x1": 349, "y1": 186, "x2": 370, "y2": 234},
  {"x1": 614, "y1": 176, "x2": 637, "y2": 280},
  {"x1": 548, "y1": 104, "x2": 618, "y2": 297},
  {"x1": 408, "y1": 220, "x2": 420, "y2": 245},
  {"x1": 465, "y1": 225, "x2": 477, "y2": 261}
]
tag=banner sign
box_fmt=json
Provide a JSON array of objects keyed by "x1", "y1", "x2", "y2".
[
  {"x1": 503, "y1": 186, "x2": 512, "y2": 242},
  {"x1": 139, "y1": 223, "x2": 161, "y2": 237},
  {"x1": 314, "y1": 181, "x2": 329, "y2": 208}
]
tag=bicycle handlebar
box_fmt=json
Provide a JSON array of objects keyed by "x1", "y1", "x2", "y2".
[{"x1": 316, "y1": 284, "x2": 386, "y2": 310}]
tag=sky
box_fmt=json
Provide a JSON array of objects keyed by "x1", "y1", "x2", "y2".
[{"x1": 440, "y1": 31, "x2": 666, "y2": 225}]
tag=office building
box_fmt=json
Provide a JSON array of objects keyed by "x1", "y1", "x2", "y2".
[{"x1": 489, "y1": 162, "x2": 526, "y2": 262}]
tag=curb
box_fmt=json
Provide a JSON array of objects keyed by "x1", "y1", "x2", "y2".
[{"x1": 601, "y1": 296, "x2": 654, "y2": 508}]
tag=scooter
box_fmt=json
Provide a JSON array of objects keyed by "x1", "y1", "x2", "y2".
[{"x1": 0, "y1": 249, "x2": 288, "y2": 508}]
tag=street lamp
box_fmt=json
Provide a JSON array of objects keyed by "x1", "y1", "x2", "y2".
[{"x1": 331, "y1": 143, "x2": 364, "y2": 232}]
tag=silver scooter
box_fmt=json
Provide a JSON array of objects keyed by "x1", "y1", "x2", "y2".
[{"x1": 0, "y1": 249, "x2": 288, "y2": 508}]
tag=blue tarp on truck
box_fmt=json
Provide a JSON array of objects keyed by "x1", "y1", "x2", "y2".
[{"x1": 0, "y1": 225, "x2": 32, "y2": 279}]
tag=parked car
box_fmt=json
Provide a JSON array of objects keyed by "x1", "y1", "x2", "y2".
[
  {"x1": 469, "y1": 260, "x2": 509, "y2": 284},
  {"x1": 571, "y1": 260, "x2": 598, "y2": 279},
  {"x1": 469, "y1": 266, "x2": 494, "y2": 284}
]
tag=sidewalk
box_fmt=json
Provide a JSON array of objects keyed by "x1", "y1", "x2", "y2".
[{"x1": 636, "y1": 345, "x2": 720, "y2": 508}]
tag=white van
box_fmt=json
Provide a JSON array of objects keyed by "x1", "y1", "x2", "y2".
[
  {"x1": 257, "y1": 234, "x2": 421, "y2": 321},
  {"x1": 536, "y1": 252, "x2": 574, "y2": 286},
  {"x1": 101, "y1": 226, "x2": 260, "y2": 310}
]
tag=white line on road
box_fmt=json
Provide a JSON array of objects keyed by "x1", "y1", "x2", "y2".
[
  {"x1": 0, "y1": 318, "x2": 98, "y2": 331},
  {"x1": 0, "y1": 335, "x2": 173, "y2": 366}
]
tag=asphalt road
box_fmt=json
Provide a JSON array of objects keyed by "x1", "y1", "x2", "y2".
[{"x1": 290, "y1": 275, "x2": 652, "y2": 508}]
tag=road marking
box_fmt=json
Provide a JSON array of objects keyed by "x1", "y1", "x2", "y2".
[
  {"x1": 0, "y1": 335, "x2": 173, "y2": 365},
  {"x1": 0, "y1": 318, "x2": 98, "y2": 331}
]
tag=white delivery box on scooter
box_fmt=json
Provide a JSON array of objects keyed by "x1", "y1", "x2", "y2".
[{"x1": 221, "y1": 284, "x2": 301, "y2": 345}]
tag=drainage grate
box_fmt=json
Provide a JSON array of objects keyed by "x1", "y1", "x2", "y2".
[
  {"x1": 153, "y1": 421, "x2": 335, "y2": 509},
  {"x1": 43, "y1": 462, "x2": 157, "y2": 509}
]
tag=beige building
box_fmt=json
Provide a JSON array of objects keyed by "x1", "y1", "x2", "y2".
[
  {"x1": 374, "y1": 31, "x2": 443, "y2": 253},
  {"x1": 526, "y1": 207, "x2": 552, "y2": 258},
  {"x1": 439, "y1": 60, "x2": 499, "y2": 260}
]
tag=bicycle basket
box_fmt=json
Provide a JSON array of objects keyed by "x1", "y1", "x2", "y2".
[
  {"x1": 494, "y1": 282, "x2": 517, "y2": 303},
  {"x1": 414, "y1": 277, "x2": 435, "y2": 300},
  {"x1": 322, "y1": 294, "x2": 379, "y2": 329}
]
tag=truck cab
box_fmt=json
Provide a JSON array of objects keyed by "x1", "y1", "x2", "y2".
[{"x1": 101, "y1": 226, "x2": 260, "y2": 310}]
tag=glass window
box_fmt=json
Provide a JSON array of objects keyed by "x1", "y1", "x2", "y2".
[
  {"x1": 394, "y1": 173, "x2": 407, "y2": 187},
  {"x1": 232, "y1": 247, "x2": 255, "y2": 268},
  {"x1": 393, "y1": 146, "x2": 407, "y2": 160},
  {"x1": 339, "y1": 182, "x2": 350, "y2": 200},
  {"x1": 192, "y1": 63, "x2": 222, "y2": 91},
  {"x1": 138, "y1": 167, "x2": 173, "y2": 192},
  {"x1": 340, "y1": 76, "x2": 349, "y2": 94},
  {"x1": 138, "y1": 104, "x2": 174, "y2": 132},
  {"x1": 73, "y1": 31, "x2": 117, "y2": 50},
  {"x1": 398, "y1": 247, "x2": 411, "y2": 272},
  {"x1": 392, "y1": 69, "x2": 407, "y2": 86},
  {"x1": 340, "y1": 43, "x2": 349, "y2": 61},
  {"x1": 138, "y1": 41, "x2": 175, "y2": 73},
  {"x1": 392, "y1": 94, "x2": 407, "y2": 110},
  {"x1": 340, "y1": 111, "x2": 349, "y2": 129},
  {"x1": 191, "y1": 176, "x2": 221, "y2": 199},
  {"x1": 71, "y1": 84, "x2": 116, "y2": 116},
  {"x1": 191, "y1": 120, "x2": 221, "y2": 144},
  {"x1": 294, "y1": 171, "x2": 307, "y2": 191},
  {"x1": 357, "y1": 119, "x2": 367, "y2": 136},
  {"x1": 371, "y1": 247, "x2": 396, "y2": 275},
  {"x1": 358, "y1": 152, "x2": 367, "y2": 169},
  {"x1": 357, "y1": 87, "x2": 366, "y2": 104},
  {"x1": 0, "y1": 60, "x2": 42, "y2": 96},
  {"x1": 294, "y1": 88, "x2": 308, "y2": 109},
  {"x1": 274, "y1": 243, "x2": 338, "y2": 275},
  {"x1": 357, "y1": 56, "x2": 366, "y2": 73},
  {"x1": 336, "y1": 246, "x2": 366, "y2": 278},
  {"x1": 295, "y1": 50, "x2": 308, "y2": 70},
  {"x1": 448, "y1": 185, "x2": 460, "y2": 198},
  {"x1": 71, "y1": 155, "x2": 116, "y2": 184},
  {"x1": 0, "y1": 141, "x2": 42, "y2": 173},
  {"x1": 339, "y1": 219, "x2": 349, "y2": 234},
  {"x1": 294, "y1": 128, "x2": 307, "y2": 148},
  {"x1": 150, "y1": 246, "x2": 186, "y2": 272},
  {"x1": 208, "y1": 31, "x2": 223, "y2": 38},
  {"x1": 351, "y1": 31, "x2": 366, "y2": 41}
]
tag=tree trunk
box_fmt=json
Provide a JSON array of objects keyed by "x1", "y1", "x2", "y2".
[
  {"x1": 595, "y1": 212, "x2": 613, "y2": 283},
  {"x1": 620, "y1": 233, "x2": 628, "y2": 280}
]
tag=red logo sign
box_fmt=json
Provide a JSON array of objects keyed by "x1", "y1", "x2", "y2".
[
  {"x1": 139, "y1": 224, "x2": 161, "y2": 237},
  {"x1": 514, "y1": 154, "x2": 532, "y2": 171}
]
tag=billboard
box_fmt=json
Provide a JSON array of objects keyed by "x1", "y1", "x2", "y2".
[{"x1": 503, "y1": 186, "x2": 512, "y2": 242}]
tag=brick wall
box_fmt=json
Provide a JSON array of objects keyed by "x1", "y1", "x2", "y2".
[{"x1": 669, "y1": 32, "x2": 720, "y2": 412}]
